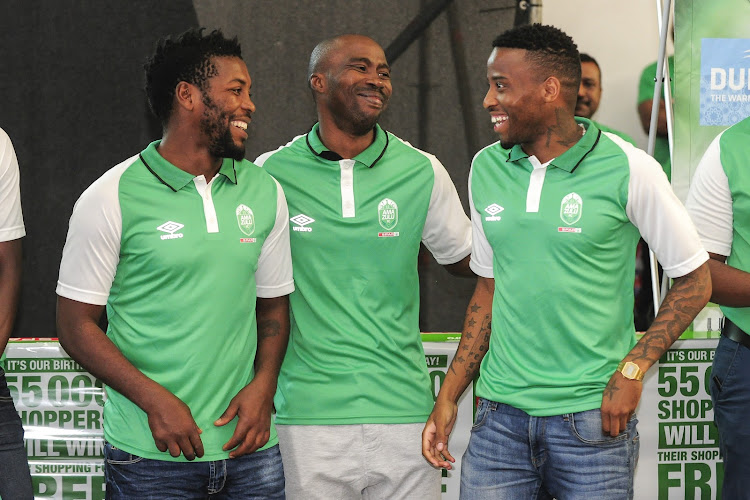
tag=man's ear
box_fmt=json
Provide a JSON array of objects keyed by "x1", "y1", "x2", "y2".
[
  {"x1": 175, "y1": 81, "x2": 196, "y2": 111},
  {"x1": 310, "y1": 73, "x2": 326, "y2": 95},
  {"x1": 541, "y1": 76, "x2": 561, "y2": 103}
]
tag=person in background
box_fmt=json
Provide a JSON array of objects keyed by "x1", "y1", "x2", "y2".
[
  {"x1": 423, "y1": 23, "x2": 711, "y2": 499},
  {"x1": 55, "y1": 28, "x2": 293, "y2": 498},
  {"x1": 0, "y1": 127, "x2": 32, "y2": 499},
  {"x1": 256, "y1": 34, "x2": 473, "y2": 500},
  {"x1": 686, "y1": 114, "x2": 750, "y2": 500},
  {"x1": 637, "y1": 54, "x2": 674, "y2": 180},
  {"x1": 576, "y1": 53, "x2": 637, "y2": 145}
]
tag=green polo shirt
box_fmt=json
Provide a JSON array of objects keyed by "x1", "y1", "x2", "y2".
[
  {"x1": 718, "y1": 121, "x2": 750, "y2": 331},
  {"x1": 594, "y1": 121, "x2": 637, "y2": 147},
  {"x1": 686, "y1": 116, "x2": 750, "y2": 332},
  {"x1": 57, "y1": 141, "x2": 294, "y2": 460},
  {"x1": 256, "y1": 124, "x2": 471, "y2": 424},
  {"x1": 469, "y1": 118, "x2": 706, "y2": 416}
]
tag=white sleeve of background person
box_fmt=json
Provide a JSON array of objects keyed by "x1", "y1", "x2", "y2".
[
  {"x1": 56, "y1": 159, "x2": 130, "y2": 305},
  {"x1": 685, "y1": 132, "x2": 733, "y2": 257},
  {"x1": 0, "y1": 128, "x2": 25, "y2": 242},
  {"x1": 255, "y1": 178, "x2": 295, "y2": 298},
  {"x1": 420, "y1": 154, "x2": 472, "y2": 265},
  {"x1": 617, "y1": 135, "x2": 709, "y2": 278},
  {"x1": 467, "y1": 163, "x2": 493, "y2": 278}
]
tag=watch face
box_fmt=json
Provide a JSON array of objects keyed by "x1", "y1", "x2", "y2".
[
  {"x1": 623, "y1": 364, "x2": 638, "y2": 378},
  {"x1": 620, "y1": 362, "x2": 643, "y2": 380}
]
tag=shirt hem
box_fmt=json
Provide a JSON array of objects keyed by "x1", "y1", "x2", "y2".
[
  {"x1": 469, "y1": 260, "x2": 492, "y2": 278},
  {"x1": 275, "y1": 415, "x2": 430, "y2": 425},
  {"x1": 662, "y1": 249, "x2": 709, "y2": 279},
  {"x1": 0, "y1": 226, "x2": 25, "y2": 242},
  {"x1": 433, "y1": 245, "x2": 472, "y2": 266},
  {"x1": 105, "y1": 435, "x2": 278, "y2": 462},
  {"x1": 56, "y1": 282, "x2": 109, "y2": 306},
  {"x1": 256, "y1": 280, "x2": 295, "y2": 298},
  {"x1": 476, "y1": 396, "x2": 602, "y2": 417}
]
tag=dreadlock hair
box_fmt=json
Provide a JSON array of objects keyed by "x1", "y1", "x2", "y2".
[{"x1": 144, "y1": 28, "x2": 242, "y2": 126}]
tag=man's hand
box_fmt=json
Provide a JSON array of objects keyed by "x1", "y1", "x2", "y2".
[
  {"x1": 146, "y1": 392, "x2": 203, "y2": 460},
  {"x1": 600, "y1": 371, "x2": 643, "y2": 437},
  {"x1": 215, "y1": 378, "x2": 273, "y2": 458},
  {"x1": 422, "y1": 398, "x2": 458, "y2": 469}
]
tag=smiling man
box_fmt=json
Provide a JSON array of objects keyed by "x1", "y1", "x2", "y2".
[
  {"x1": 576, "y1": 53, "x2": 636, "y2": 146},
  {"x1": 422, "y1": 24, "x2": 711, "y2": 499},
  {"x1": 56, "y1": 28, "x2": 293, "y2": 498},
  {"x1": 255, "y1": 34, "x2": 472, "y2": 500}
]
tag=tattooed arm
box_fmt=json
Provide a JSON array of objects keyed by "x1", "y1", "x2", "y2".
[
  {"x1": 601, "y1": 262, "x2": 711, "y2": 436},
  {"x1": 215, "y1": 295, "x2": 290, "y2": 457},
  {"x1": 422, "y1": 277, "x2": 494, "y2": 469}
]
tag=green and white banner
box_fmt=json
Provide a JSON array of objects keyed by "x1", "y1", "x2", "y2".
[
  {"x1": 673, "y1": 0, "x2": 750, "y2": 201},
  {"x1": 5, "y1": 338, "x2": 476, "y2": 500},
  {"x1": 5, "y1": 341, "x2": 105, "y2": 499},
  {"x1": 635, "y1": 339, "x2": 722, "y2": 499},
  {"x1": 4, "y1": 337, "x2": 728, "y2": 499},
  {"x1": 422, "y1": 334, "x2": 475, "y2": 500}
]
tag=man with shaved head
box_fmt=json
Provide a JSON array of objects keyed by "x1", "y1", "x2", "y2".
[{"x1": 256, "y1": 34, "x2": 472, "y2": 499}]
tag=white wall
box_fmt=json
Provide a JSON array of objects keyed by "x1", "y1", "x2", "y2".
[{"x1": 543, "y1": 0, "x2": 673, "y2": 149}]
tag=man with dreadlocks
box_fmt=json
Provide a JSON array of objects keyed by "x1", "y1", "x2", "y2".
[
  {"x1": 56, "y1": 28, "x2": 292, "y2": 498},
  {"x1": 423, "y1": 24, "x2": 711, "y2": 499}
]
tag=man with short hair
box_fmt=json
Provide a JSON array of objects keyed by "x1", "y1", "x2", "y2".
[
  {"x1": 576, "y1": 53, "x2": 637, "y2": 145},
  {"x1": 0, "y1": 127, "x2": 33, "y2": 499},
  {"x1": 423, "y1": 24, "x2": 711, "y2": 499},
  {"x1": 56, "y1": 28, "x2": 292, "y2": 498},
  {"x1": 256, "y1": 34, "x2": 472, "y2": 500},
  {"x1": 686, "y1": 114, "x2": 750, "y2": 499}
]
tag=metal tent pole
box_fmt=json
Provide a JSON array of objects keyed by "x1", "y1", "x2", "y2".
[{"x1": 648, "y1": 0, "x2": 674, "y2": 315}]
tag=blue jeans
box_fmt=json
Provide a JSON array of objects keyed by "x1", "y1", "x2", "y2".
[
  {"x1": 710, "y1": 334, "x2": 750, "y2": 500},
  {"x1": 0, "y1": 367, "x2": 33, "y2": 499},
  {"x1": 104, "y1": 442, "x2": 285, "y2": 499},
  {"x1": 460, "y1": 399, "x2": 639, "y2": 500}
]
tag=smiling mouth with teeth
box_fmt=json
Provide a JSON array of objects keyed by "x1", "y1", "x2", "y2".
[
  {"x1": 231, "y1": 120, "x2": 248, "y2": 130},
  {"x1": 491, "y1": 115, "x2": 507, "y2": 124}
]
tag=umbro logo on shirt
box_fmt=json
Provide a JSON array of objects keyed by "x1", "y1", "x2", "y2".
[
  {"x1": 290, "y1": 214, "x2": 315, "y2": 232},
  {"x1": 157, "y1": 221, "x2": 184, "y2": 240},
  {"x1": 484, "y1": 204, "x2": 504, "y2": 222}
]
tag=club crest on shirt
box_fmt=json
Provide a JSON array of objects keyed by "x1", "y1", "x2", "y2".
[
  {"x1": 560, "y1": 193, "x2": 582, "y2": 226},
  {"x1": 236, "y1": 204, "x2": 255, "y2": 236},
  {"x1": 378, "y1": 198, "x2": 398, "y2": 230}
]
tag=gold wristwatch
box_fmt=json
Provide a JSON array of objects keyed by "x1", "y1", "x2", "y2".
[{"x1": 617, "y1": 361, "x2": 645, "y2": 381}]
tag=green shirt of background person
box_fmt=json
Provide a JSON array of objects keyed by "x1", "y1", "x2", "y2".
[{"x1": 638, "y1": 55, "x2": 675, "y2": 180}]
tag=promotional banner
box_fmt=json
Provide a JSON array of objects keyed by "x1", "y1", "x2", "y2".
[
  {"x1": 673, "y1": 0, "x2": 750, "y2": 201},
  {"x1": 5, "y1": 338, "x2": 475, "y2": 500},
  {"x1": 6, "y1": 337, "x2": 725, "y2": 499},
  {"x1": 5, "y1": 341, "x2": 105, "y2": 500},
  {"x1": 422, "y1": 334, "x2": 475, "y2": 500},
  {"x1": 635, "y1": 338, "x2": 722, "y2": 500}
]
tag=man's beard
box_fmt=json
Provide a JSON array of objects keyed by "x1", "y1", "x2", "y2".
[
  {"x1": 200, "y1": 95, "x2": 246, "y2": 161},
  {"x1": 328, "y1": 81, "x2": 387, "y2": 137}
]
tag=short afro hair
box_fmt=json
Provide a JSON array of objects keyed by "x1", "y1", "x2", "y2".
[
  {"x1": 579, "y1": 53, "x2": 599, "y2": 68},
  {"x1": 144, "y1": 28, "x2": 242, "y2": 126},
  {"x1": 492, "y1": 24, "x2": 581, "y2": 91}
]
